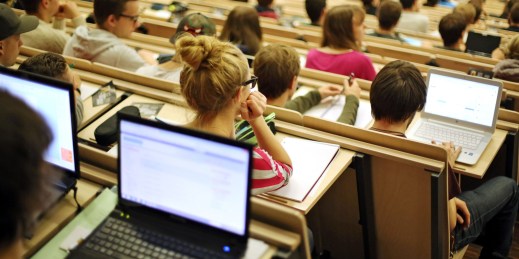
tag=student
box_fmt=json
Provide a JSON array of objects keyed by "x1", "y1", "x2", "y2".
[
  {"x1": 305, "y1": 5, "x2": 376, "y2": 81},
  {"x1": 501, "y1": 0, "x2": 519, "y2": 19},
  {"x1": 368, "y1": 1, "x2": 405, "y2": 42},
  {"x1": 136, "y1": 13, "x2": 216, "y2": 83},
  {"x1": 219, "y1": 6, "x2": 263, "y2": 56},
  {"x1": 437, "y1": 13, "x2": 467, "y2": 52},
  {"x1": 0, "y1": 91, "x2": 53, "y2": 259},
  {"x1": 397, "y1": 0, "x2": 429, "y2": 33},
  {"x1": 453, "y1": 3, "x2": 477, "y2": 25},
  {"x1": 0, "y1": 3, "x2": 38, "y2": 67},
  {"x1": 254, "y1": 43, "x2": 361, "y2": 125},
  {"x1": 18, "y1": 52, "x2": 84, "y2": 127},
  {"x1": 18, "y1": 0, "x2": 85, "y2": 53},
  {"x1": 63, "y1": 0, "x2": 155, "y2": 71},
  {"x1": 361, "y1": 0, "x2": 379, "y2": 15},
  {"x1": 255, "y1": 0, "x2": 278, "y2": 20},
  {"x1": 305, "y1": 0, "x2": 326, "y2": 26},
  {"x1": 493, "y1": 35, "x2": 519, "y2": 82},
  {"x1": 369, "y1": 60, "x2": 519, "y2": 258},
  {"x1": 505, "y1": 3, "x2": 519, "y2": 32},
  {"x1": 175, "y1": 35, "x2": 292, "y2": 195}
]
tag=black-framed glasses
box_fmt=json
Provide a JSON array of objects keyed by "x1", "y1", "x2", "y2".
[
  {"x1": 241, "y1": 75, "x2": 258, "y2": 91},
  {"x1": 119, "y1": 13, "x2": 140, "y2": 23}
]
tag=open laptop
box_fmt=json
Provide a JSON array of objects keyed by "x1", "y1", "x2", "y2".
[
  {"x1": 465, "y1": 31, "x2": 501, "y2": 57},
  {"x1": 0, "y1": 66, "x2": 79, "y2": 194},
  {"x1": 69, "y1": 115, "x2": 253, "y2": 259},
  {"x1": 407, "y1": 69, "x2": 502, "y2": 165}
]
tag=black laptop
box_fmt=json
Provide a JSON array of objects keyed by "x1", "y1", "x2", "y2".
[
  {"x1": 465, "y1": 31, "x2": 501, "y2": 57},
  {"x1": 68, "y1": 115, "x2": 253, "y2": 259},
  {"x1": 0, "y1": 67, "x2": 79, "y2": 196}
]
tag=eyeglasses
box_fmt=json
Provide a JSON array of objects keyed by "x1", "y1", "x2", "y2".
[
  {"x1": 119, "y1": 13, "x2": 140, "y2": 23},
  {"x1": 241, "y1": 75, "x2": 258, "y2": 92}
]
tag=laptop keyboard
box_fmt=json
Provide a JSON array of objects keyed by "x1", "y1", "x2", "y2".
[
  {"x1": 415, "y1": 122, "x2": 484, "y2": 150},
  {"x1": 82, "y1": 217, "x2": 232, "y2": 259}
]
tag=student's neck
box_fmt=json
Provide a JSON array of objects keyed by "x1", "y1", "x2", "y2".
[
  {"x1": 446, "y1": 42, "x2": 463, "y2": 51},
  {"x1": 36, "y1": 11, "x2": 52, "y2": 23},
  {"x1": 188, "y1": 109, "x2": 236, "y2": 139},
  {"x1": 159, "y1": 60, "x2": 183, "y2": 70},
  {"x1": 376, "y1": 28, "x2": 396, "y2": 35},
  {"x1": 267, "y1": 92, "x2": 290, "y2": 107},
  {"x1": 371, "y1": 120, "x2": 408, "y2": 135}
]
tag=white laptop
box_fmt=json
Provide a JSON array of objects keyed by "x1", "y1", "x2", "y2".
[{"x1": 407, "y1": 69, "x2": 502, "y2": 165}]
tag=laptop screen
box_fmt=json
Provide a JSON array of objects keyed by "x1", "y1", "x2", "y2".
[
  {"x1": 465, "y1": 31, "x2": 501, "y2": 55},
  {"x1": 425, "y1": 71, "x2": 500, "y2": 127},
  {"x1": 119, "y1": 118, "x2": 251, "y2": 236},
  {"x1": 0, "y1": 67, "x2": 78, "y2": 175}
]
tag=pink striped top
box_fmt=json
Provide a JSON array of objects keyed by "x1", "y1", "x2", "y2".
[
  {"x1": 251, "y1": 147, "x2": 293, "y2": 195},
  {"x1": 305, "y1": 49, "x2": 377, "y2": 81}
]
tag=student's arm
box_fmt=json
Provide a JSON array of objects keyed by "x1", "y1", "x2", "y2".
[
  {"x1": 284, "y1": 90, "x2": 321, "y2": 113},
  {"x1": 241, "y1": 91, "x2": 292, "y2": 166},
  {"x1": 53, "y1": 2, "x2": 84, "y2": 30},
  {"x1": 337, "y1": 79, "x2": 361, "y2": 125}
]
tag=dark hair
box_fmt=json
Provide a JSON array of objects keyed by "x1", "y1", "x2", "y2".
[
  {"x1": 439, "y1": 13, "x2": 467, "y2": 47},
  {"x1": 424, "y1": 0, "x2": 439, "y2": 7},
  {"x1": 510, "y1": 3, "x2": 519, "y2": 24},
  {"x1": 253, "y1": 44, "x2": 300, "y2": 99},
  {"x1": 469, "y1": 0, "x2": 483, "y2": 22},
  {"x1": 377, "y1": 1, "x2": 402, "y2": 30},
  {"x1": 322, "y1": 5, "x2": 364, "y2": 50},
  {"x1": 219, "y1": 6, "x2": 262, "y2": 55},
  {"x1": 305, "y1": 0, "x2": 326, "y2": 24},
  {"x1": 400, "y1": 0, "x2": 415, "y2": 9},
  {"x1": 18, "y1": 52, "x2": 68, "y2": 80},
  {"x1": 370, "y1": 60, "x2": 426, "y2": 123},
  {"x1": 0, "y1": 91, "x2": 52, "y2": 250},
  {"x1": 93, "y1": 0, "x2": 137, "y2": 27},
  {"x1": 502, "y1": 0, "x2": 519, "y2": 19},
  {"x1": 18, "y1": 0, "x2": 39, "y2": 14},
  {"x1": 258, "y1": 0, "x2": 273, "y2": 7}
]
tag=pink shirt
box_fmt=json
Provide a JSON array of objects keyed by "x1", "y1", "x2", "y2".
[
  {"x1": 252, "y1": 147, "x2": 292, "y2": 195},
  {"x1": 305, "y1": 49, "x2": 377, "y2": 81}
]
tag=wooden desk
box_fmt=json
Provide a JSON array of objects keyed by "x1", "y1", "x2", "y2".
[
  {"x1": 78, "y1": 94, "x2": 195, "y2": 144},
  {"x1": 259, "y1": 132, "x2": 355, "y2": 214},
  {"x1": 23, "y1": 179, "x2": 101, "y2": 257}
]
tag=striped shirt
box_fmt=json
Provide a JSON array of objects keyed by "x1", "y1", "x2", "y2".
[{"x1": 251, "y1": 147, "x2": 293, "y2": 195}]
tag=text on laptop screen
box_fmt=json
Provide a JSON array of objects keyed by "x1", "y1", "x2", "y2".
[
  {"x1": 0, "y1": 72, "x2": 76, "y2": 172},
  {"x1": 119, "y1": 120, "x2": 250, "y2": 236},
  {"x1": 425, "y1": 73, "x2": 499, "y2": 127}
]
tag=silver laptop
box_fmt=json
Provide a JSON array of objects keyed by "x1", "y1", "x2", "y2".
[{"x1": 407, "y1": 69, "x2": 502, "y2": 165}]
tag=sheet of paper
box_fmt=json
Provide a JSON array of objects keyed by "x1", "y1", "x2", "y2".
[
  {"x1": 80, "y1": 81, "x2": 100, "y2": 101},
  {"x1": 244, "y1": 238, "x2": 269, "y2": 259},
  {"x1": 269, "y1": 137, "x2": 339, "y2": 202},
  {"x1": 59, "y1": 226, "x2": 92, "y2": 252},
  {"x1": 293, "y1": 87, "x2": 373, "y2": 128}
]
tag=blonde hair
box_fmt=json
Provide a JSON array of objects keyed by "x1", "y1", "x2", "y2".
[
  {"x1": 176, "y1": 35, "x2": 249, "y2": 122},
  {"x1": 506, "y1": 34, "x2": 519, "y2": 60}
]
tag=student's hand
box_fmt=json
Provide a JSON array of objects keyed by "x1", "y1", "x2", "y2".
[
  {"x1": 491, "y1": 48, "x2": 506, "y2": 60},
  {"x1": 56, "y1": 2, "x2": 81, "y2": 20},
  {"x1": 432, "y1": 140, "x2": 462, "y2": 168},
  {"x1": 454, "y1": 197, "x2": 470, "y2": 229},
  {"x1": 318, "y1": 85, "x2": 342, "y2": 99},
  {"x1": 138, "y1": 49, "x2": 159, "y2": 65},
  {"x1": 343, "y1": 78, "x2": 361, "y2": 99},
  {"x1": 240, "y1": 91, "x2": 267, "y2": 123}
]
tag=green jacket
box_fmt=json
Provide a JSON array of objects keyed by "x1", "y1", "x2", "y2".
[{"x1": 284, "y1": 90, "x2": 359, "y2": 125}]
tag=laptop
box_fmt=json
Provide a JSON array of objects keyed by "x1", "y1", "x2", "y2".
[
  {"x1": 407, "y1": 69, "x2": 502, "y2": 165},
  {"x1": 69, "y1": 115, "x2": 253, "y2": 259},
  {"x1": 0, "y1": 67, "x2": 79, "y2": 195},
  {"x1": 465, "y1": 31, "x2": 501, "y2": 57}
]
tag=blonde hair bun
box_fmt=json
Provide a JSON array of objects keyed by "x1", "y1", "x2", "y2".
[{"x1": 175, "y1": 35, "x2": 216, "y2": 70}]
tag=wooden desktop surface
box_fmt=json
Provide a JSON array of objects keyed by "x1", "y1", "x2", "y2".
[
  {"x1": 23, "y1": 179, "x2": 101, "y2": 257},
  {"x1": 78, "y1": 94, "x2": 195, "y2": 144}
]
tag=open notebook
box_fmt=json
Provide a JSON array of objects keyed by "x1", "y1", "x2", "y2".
[{"x1": 292, "y1": 86, "x2": 373, "y2": 128}]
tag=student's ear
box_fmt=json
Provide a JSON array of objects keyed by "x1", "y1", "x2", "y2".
[
  {"x1": 288, "y1": 75, "x2": 297, "y2": 94},
  {"x1": 0, "y1": 41, "x2": 4, "y2": 56},
  {"x1": 234, "y1": 85, "x2": 246, "y2": 103},
  {"x1": 41, "y1": 0, "x2": 50, "y2": 9},
  {"x1": 106, "y1": 14, "x2": 118, "y2": 29}
]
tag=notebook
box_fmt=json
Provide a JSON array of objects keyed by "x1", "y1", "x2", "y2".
[
  {"x1": 465, "y1": 31, "x2": 501, "y2": 57},
  {"x1": 0, "y1": 67, "x2": 79, "y2": 195},
  {"x1": 68, "y1": 115, "x2": 253, "y2": 259},
  {"x1": 407, "y1": 69, "x2": 502, "y2": 165}
]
